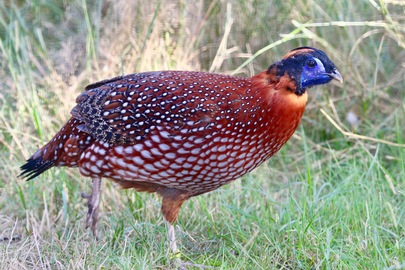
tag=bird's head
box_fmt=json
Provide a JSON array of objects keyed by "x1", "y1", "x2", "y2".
[{"x1": 268, "y1": 47, "x2": 343, "y2": 95}]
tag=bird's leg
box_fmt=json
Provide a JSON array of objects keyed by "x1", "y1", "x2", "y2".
[
  {"x1": 165, "y1": 219, "x2": 210, "y2": 270},
  {"x1": 160, "y1": 189, "x2": 209, "y2": 269},
  {"x1": 81, "y1": 177, "x2": 102, "y2": 238},
  {"x1": 165, "y1": 218, "x2": 180, "y2": 255},
  {"x1": 165, "y1": 218, "x2": 185, "y2": 269}
]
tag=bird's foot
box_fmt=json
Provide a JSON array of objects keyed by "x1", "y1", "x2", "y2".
[
  {"x1": 81, "y1": 177, "x2": 102, "y2": 239},
  {"x1": 172, "y1": 257, "x2": 211, "y2": 270},
  {"x1": 166, "y1": 220, "x2": 211, "y2": 269}
]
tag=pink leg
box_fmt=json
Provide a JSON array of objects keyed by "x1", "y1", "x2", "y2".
[{"x1": 81, "y1": 177, "x2": 102, "y2": 238}]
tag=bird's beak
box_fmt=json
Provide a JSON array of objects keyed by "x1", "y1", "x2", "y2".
[{"x1": 328, "y1": 69, "x2": 343, "y2": 83}]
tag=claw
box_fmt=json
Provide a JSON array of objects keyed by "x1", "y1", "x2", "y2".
[{"x1": 81, "y1": 192, "x2": 90, "y2": 199}]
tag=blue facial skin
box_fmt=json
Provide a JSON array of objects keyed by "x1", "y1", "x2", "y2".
[{"x1": 301, "y1": 57, "x2": 333, "y2": 89}]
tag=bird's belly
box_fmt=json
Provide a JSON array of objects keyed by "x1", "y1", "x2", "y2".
[{"x1": 77, "y1": 128, "x2": 284, "y2": 193}]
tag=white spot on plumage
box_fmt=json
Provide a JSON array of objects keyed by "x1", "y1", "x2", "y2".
[
  {"x1": 144, "y1": 140, "x2": 152, "y2": 148},
  {"x1": 128, "y1": 163, "x2": 140, "y2": 172},
  {"x1": 79, "y1": 167, "x2": 90, "y2": 176},
  {"x1": 158, "y1": 141, "x2": 171, "y2": 151},
  {"x1": 124, "y1": 170, "x2": 137, "y2": 178},
  {"x1": 140, "y1": 150, "x2": 152, "y2": 159},
  {"x1": 194, "y1": 138, "x2": 204, "y2": 144},
  {"x1": 234, "y1": 160, "x2": 245, "y2": 168},
  {"x1": 153, "y1": 161, "x2": 166, "y2": 169},
  {"x1": 158, "y1": 171, "x2": 170, "y2": 178},
  {"x1": 116, "y1": 158, "x2": 127, "y2": 168},
  {"x1": 183, "y1": 142, "x2": 194, "y2": 148},
  {"x1": 133, "y1": 144, "x2": 143, "y2": 152},
  {"x1": 161, "y1": 159, "x2": 170, "y2": 165},
  {"x1": 115, "y1": 146, "x2": 124, "y2": 155},
  {"x1": 183, "y1": 163, "x2": 192, "y2": 169},
  {"x1": 124, "y1": 147, "x2": 133, "y2": 154},
  {"x1": 209, "y1": 154, "x2": 218, "y2": 160},
  {"x1": 160, "y1": 130, "x2": 170, "y2": 138},
  {"x1": 109, "y1": 156, "x2": 117, "y2": 164},
  {"x1": 249, "y1": 147, "x2": 257, "y2": 154},
  {"x1": 177, "y1": 148, "x2": 188, "y2": 154},
  {"x1": 218, "y1": 145, "x2": 227, "y2": 152},
  {"x1": 171, "y1": 142, "x2": 180, "y2": 148},
  {"x1": 90, "y1": 165, "x2": 101, "y2": 174},
  {"x1": 244, "y1": 159, "x2": 255, "y2": 170},
  {"x1": 144, "y1": 163, "x2": 158, "y2": 172},
  {"x1": 165, "y1": 152, "x2": 176, "y2": 160},
  {"x1": 150, "y1": 148, "x2": 162, "y2": 156},
  {"x1": 151, "y1": 135, "x2": 161, "y2": 143},
  {"x1": 96, "y1": 160, "x2": 103, "y2": 168},
  {"x1": 217, "y1": 154, "x2": 227, "y2": 161}
]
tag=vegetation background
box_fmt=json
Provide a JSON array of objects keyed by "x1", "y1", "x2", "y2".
[{"x1": 0, "y1": 0, "x2": 404, "y2": 269}]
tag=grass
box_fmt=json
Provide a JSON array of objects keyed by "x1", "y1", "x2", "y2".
[{"x1": 0, "y1": 0, "x2": 404, "y2": 269}]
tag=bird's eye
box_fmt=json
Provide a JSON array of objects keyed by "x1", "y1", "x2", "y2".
[{"x1": 306, "y1": 59, "x2": 317, "y2": 68}]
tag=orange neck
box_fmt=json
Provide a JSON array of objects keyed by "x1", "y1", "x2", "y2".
[{"x1": 249, "y1": 71, "x2": 308, "y2": 156}]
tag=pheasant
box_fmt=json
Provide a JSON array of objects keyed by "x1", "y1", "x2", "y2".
[{"x1": 20, "y1": 46, "x2": 342, "y2": 257}]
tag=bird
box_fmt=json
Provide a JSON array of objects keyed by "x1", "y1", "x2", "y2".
[{"x1": 20, "y1": 46, "x2": 342, "y2": 258}]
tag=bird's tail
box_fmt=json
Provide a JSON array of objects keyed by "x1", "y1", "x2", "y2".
[{"x1": 20, "y1": 118, "x2": 93, "y2": 180}]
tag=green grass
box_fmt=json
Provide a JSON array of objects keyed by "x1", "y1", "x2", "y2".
[{"x1": 1, "y1": 0, "x2": 404, "y2": 269}]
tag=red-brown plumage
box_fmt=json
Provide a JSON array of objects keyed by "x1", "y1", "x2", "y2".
[
  {"x1": 75, "y1": 70, "x2": 305, "y2": 194},
  {"x1": 20, "y1": 47, "x2": 342, "y2": 252}
]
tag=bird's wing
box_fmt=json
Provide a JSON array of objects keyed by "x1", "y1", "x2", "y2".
[{"x1": 71, "y1": 71, "x2": 248, "y2": 144}]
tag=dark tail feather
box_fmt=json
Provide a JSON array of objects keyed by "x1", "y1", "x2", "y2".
[
  {"x1": 19, "y1": 118, "x2": 89, "y2": 181},
  {"x1": 19, "y1": 132, "x2": 63, "y2": 181},
  {"x1": 19, "y1": 156, "x2": 55, "y2": 181}
]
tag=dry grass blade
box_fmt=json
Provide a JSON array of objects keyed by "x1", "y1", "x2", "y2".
[
  {"x1": 320, "y1": 108, "x2": 405, "y2": 148},
  {"x1": 321, "y1": 108, "x2": 400, "y2": 194}
]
